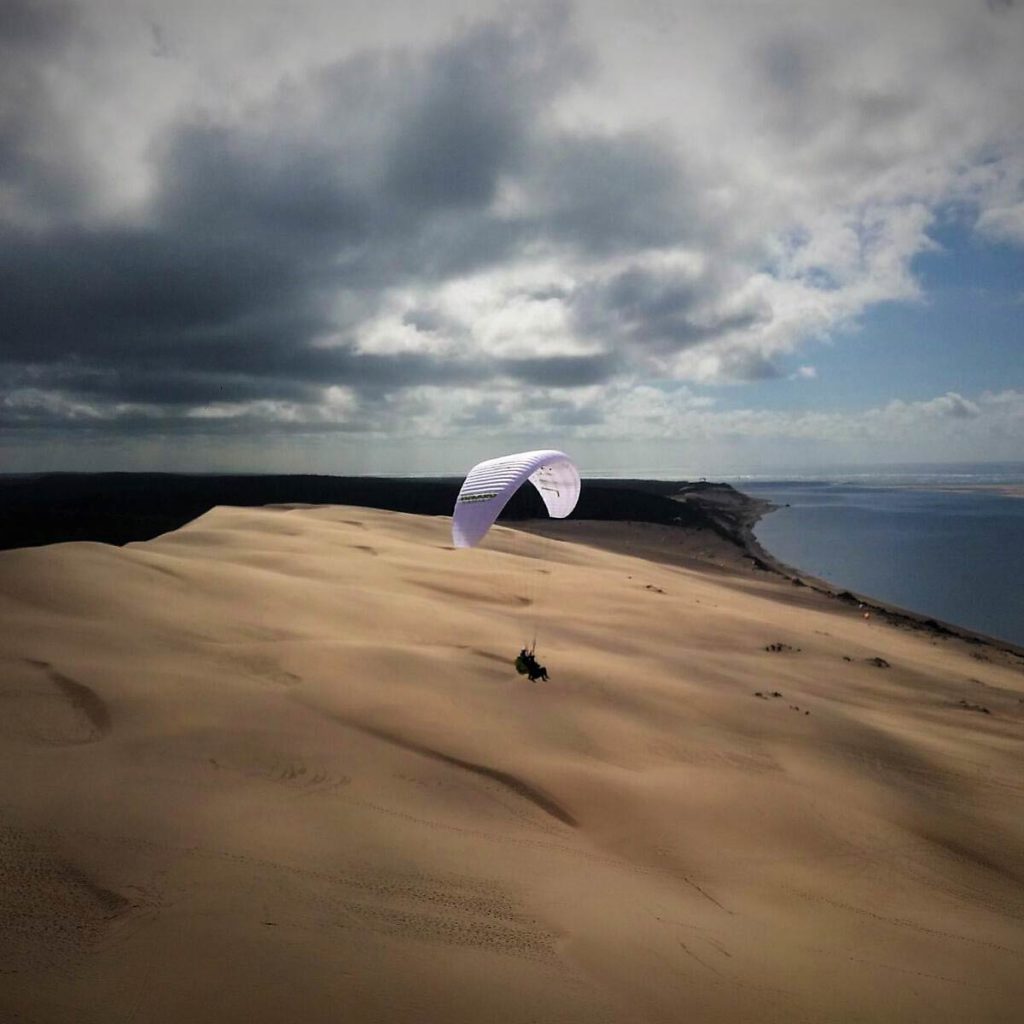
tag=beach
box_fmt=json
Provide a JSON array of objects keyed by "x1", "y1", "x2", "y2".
[{"x1": 2, "y1": 503, "x2": 1024, "y2": 1022}]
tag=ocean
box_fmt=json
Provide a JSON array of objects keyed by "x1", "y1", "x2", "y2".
[{"x1": 730, "y1": 464, "x2": 1024, "y2": 649}]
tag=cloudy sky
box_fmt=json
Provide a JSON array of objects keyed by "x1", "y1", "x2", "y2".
[{"x1": 2, "y1": 0, "x2": 1022, "y2": 476}]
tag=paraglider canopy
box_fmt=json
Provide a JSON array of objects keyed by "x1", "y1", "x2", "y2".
[{"x1": 452, "y1": 449, "x2": 580, "y2": 548}]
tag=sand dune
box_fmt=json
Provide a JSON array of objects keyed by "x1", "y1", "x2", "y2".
[{"x1": 2, "y1": 505, "x2": 1023, "y2": 1022}]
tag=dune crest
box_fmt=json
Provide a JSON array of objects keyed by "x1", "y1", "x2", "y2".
[{"x1": 1, "y1": 504, "x2": 1023, "y2": 1022}]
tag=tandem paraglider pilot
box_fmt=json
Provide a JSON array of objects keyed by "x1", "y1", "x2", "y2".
[{"x1": 515, "y1": 648, "x2": 549, "y2": 682}]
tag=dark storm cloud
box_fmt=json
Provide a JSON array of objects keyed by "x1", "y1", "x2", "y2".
[
  {"x1": 3, "y1": 336, "x2": 491, "y2": 403},
  {"x1": 0, "y1": 0, "x2": 87, "y2": 218},
  {"x1": 0, "y1": 227, "x2": 307, "y2": 359},
  {"x1": 150, "y1": 8, "x2": 583, "y2": 271},
  {"x1": 326, "y1": 345, "x2": 490, "y2": 389},
  {"x1": 753, "y1": 34, "x2": 851, "y2": 147},
  {"x1": 572, "y1": 265, "x2": 770, "y2": 354},
  {"x1": 156, "y1": 123, "x2": 371, "y2": 250},
  {"x1": 6, "y1": 363, "x2": 321, "y2": 407},
  {"x1": 532, "y1": 131, "x2": 697, "y2": 254},
  {"x1": 497, "y1": 351, "x2": 620, "y2": 387},
  {"x1": 759, "y1": 35, "x2": 816, "y2": 96},
  {"x1": 0, "y1": 212, "x2": 497, "y2": 401},
  {"x1": 0, "y1": 0, "x2": 71, "y2": 43},
  {"x1": 753, "y1": 29, "x2": 933, "y2": 180},
  {"x1": 0, "y1": 2, "x2": 706, "y2": 433},
  {"x1": 400, "y1": 307, "x2": 453, "y2": 334},
  {"x1": 384, "y1": 23, "x2": 537, "y2": 209}
]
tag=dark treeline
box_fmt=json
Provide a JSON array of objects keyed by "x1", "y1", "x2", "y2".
[{"x1": 0, "y1": 473, "x2": 745, "y2": 552}]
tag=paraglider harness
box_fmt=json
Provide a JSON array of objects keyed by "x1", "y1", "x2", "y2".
[{"x1": 515, "y1": 646, "x2": 548, "y2": 682}]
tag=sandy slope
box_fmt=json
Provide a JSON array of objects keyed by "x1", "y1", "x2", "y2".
[{"x1": 2, "y1": 504, "x2": 1023, "y2": 1023}]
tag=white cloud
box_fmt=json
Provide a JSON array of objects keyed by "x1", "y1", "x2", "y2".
[
  {"x1": 908, "y1": 391, "x2": 981, "y2": 419},
  {"x1": 976, "y1": 202, "x2": 1024, "y2": 246}
]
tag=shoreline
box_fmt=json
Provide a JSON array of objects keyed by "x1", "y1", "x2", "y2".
[
  {"x1": 740, "y1": 520, "x2": 1024, "y2": 659},
  {"x1": 731, "y1": 490, "x2": 1024, "y2": 662},
  {"x1": 693, "y1": 486, "x2": 1024, "y2": 661}
]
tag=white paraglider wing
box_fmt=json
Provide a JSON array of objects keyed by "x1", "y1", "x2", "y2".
[{"x1": 452, "y1": 449, "x2": 581, "y2": 548}]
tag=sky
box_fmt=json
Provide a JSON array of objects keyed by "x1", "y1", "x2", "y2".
[{"x1": 1, "y1": 0, "x2": 1022, "y2": 477}]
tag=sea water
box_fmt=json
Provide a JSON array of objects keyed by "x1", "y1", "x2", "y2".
[{"x1": 731, "y1": 464, "x2": 1024, "y2": 648}]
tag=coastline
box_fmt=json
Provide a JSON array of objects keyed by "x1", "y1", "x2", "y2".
[
  {"x1": 696, "y1": 487, "x2": 1024, "y2": 662},
  {"x1": 742, "y1": 520, "x2": 1024, "y2": 660}
]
